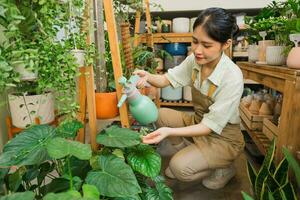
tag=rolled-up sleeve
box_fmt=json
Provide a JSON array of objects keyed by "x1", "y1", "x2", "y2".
[
  {"x1": 165, "y1": 54, "x2": 194, "y2": 88},
  {"x1": 201, "y1": 79, "x2": 243, "y2": 134}
]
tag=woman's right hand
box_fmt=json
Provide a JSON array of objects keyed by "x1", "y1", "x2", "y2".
[{"x1": 133, "y1": 70, "x2": 150, "y2": 88}]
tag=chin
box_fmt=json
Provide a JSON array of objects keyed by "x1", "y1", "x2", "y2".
[{"x1": 195, "y1": 59, "x2": 208, "y2": 65}]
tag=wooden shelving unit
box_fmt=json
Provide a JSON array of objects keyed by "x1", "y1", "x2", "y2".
[
  {"x1": 159, "y1": 99, "x2": 193, "y2": 107},
  {"x1": 139, "y1": 33, "x2": 193, "y2": 43},
  {"x1": 237, "y1": 62, "x2": 300, "y2": 162}
]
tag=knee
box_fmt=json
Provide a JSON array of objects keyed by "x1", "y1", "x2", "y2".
[{"x1": 169, "y1": 156, "x2": 193, "y2": 182}]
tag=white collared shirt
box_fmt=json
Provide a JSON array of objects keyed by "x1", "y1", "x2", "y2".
[{"x1": 165, "y1": 53, "x2": 244, "y2": 134}]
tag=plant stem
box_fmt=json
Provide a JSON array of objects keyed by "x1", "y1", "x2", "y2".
[{"x1": 67, "y1": 156, "x2": 73, "y2": 190}]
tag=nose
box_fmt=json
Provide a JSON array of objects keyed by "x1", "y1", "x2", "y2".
[{"x1": 193, "y1": 44, "x2": 203, "y2": 55}]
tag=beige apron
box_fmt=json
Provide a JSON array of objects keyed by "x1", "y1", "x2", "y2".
[{"x1": 181, "y1": 68, "x2": 245, "y2": 169}]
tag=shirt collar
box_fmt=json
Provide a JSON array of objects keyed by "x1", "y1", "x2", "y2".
[{"x1": 192, "y1": 52, "x2": 227, "y2": 87}]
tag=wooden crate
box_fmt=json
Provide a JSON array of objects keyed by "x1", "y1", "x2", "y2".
[
  {"x1": 239, "y1": 103, "x2": 273, "y2": 131},
  {"x1": 262, "y1": 118, "x2": 279, "y2": 141}
]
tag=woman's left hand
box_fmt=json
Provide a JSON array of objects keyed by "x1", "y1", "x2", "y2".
[{"x1": 142, "y1": 127, "x2": 173, "y2": 144}]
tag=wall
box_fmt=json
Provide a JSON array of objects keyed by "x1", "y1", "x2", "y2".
[{"x1": 150, "y1": 0, "x2": 273, "y2": 11}]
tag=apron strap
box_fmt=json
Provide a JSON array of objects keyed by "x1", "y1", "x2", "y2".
[{"x1": 192, "y1": 68, "x2": 217, "y2": 98}]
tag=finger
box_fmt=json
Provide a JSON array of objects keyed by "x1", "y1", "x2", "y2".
[
  {"x1": 143, "y1": 132, "x2": 160, "y2": 139},
  {"x1": 142, "y1": 137, "x2": 160, "y2": 144},
  {"x1": 133, "y1": 70, "x2": 145, "y2": 76}
]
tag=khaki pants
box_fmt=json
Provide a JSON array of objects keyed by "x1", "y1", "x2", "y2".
[{"x1": 156, "y1": 108, "x2": 212, "y2": 182}]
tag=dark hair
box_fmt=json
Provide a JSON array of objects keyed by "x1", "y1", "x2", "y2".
[{"x1": 193, "y1": 7, "x2": 239, "y2": 43}]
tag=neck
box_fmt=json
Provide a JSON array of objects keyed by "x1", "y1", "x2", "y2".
[{"x1": 203, "y1": 53, "x2": 222, "y2": 69}]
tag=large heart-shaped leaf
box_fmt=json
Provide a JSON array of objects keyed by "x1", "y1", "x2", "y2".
[
  {"x1": 56, "y1": 120, "x2": 83, "y2": 139},
  {"x1": 85, "y1": 155, "x2": 141, "y2": 197},
  {"x1": 82, "y1": 184, "x2": 100, "y2": 200},
  {"x1": 0, "y1": 191, "x2": 35, "y2": 200},
  {"x1": 62, "y1": 157, "x2": 91, "y2": 180},
  {"x1": 43, "y1": 190, "x2": 82, "y2": 200},
  {"x1": 46, "y1": 137, "x2": 92, "y2": 160},
  {"x1": 143, "y1": 182, "x2": 173, "y2": 200},
  {"x1": 96, "y1": 126, "x2": 141, "y2": 148},
  {"x1": 0, "y1": 125, "x2": 55, "y2": 166},
  {"x1": 127, "y1": 145, "x2": 161, "y2": 178}
]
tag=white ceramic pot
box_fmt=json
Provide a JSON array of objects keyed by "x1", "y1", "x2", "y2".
[
  {"x1": 8, "y1": 93, "x2": 55, "y2": 128},
  {"x1": 190, "y1": 17, "x2": 197, "y2": 32},
  {"x1": 161, "y1": 86, "x2": 182, "y2": 101},
  {"x1": 12, "y1": 61, "x2": 38, "y2": 81},
  {"x1": 172, "y1": 18, "x2": 190, "y2": 33},
  {"x1": 266, "y1": 46, "x2": 286, "y2": 66},
  {"x1": 183, "y1": 86, "x2": 192, "y2": 101},
  {"x1": 71, "y1": 49, "x2": 85, "y2": 67},
  {"x1": 247, "y1": 45, "x2": 259, "y2": 63}
]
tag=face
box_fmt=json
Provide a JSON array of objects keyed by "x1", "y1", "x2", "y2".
[{"x1": 191, "y1": 25, "x2": 231, "y2": 65}]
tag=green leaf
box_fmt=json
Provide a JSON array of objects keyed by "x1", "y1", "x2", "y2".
[
  {"x1": 96, "y1": 125, "x2": 141, "y2": 148},
  {"x1": 0, "y1": 191, "x2": 35, "y2": 200},
  {"x1": 144, "y1": 182, "x2": 173, "y2": 200},
  {"x1": 46, "y1": 137, "x2": 92, "y2": 160},
  {"x1": 8, "y1": 167, "x2": 26, "y2": 192},
  {"x1": 85, "y1": 155, "x2": 141, "y2": 197},
  {"x1": 40, "y1": 178, "x2": 70, "y2": 195},
  {"x1": 0, "y1": 125, "x2": 55, "y2": 166},
  {"x1": 274, "y1": 158, "x2": 289, "y2": 185},
  {"x1": 246, "y1": 161, "x2": 257, "y2": 190},
  {"x1": 241, "y1": 191, "x2": 254, "y2": 200},
  {"x1": 282, "y1": 147, "x2": 300, "y2": 187},
  {"x1": 56, "y1": 120, "x2": 83, "y2": 138},
  {"x1": 127, "y1": 145, "x2": 161, "y2": 178},
  {"x1": 255, "y1": 139, "x2": 276, "y2": 198},
  {"x1": 268, "y1": 191, "x2": 275, "y2": 200},
  {"x1": 0, "y1": 167, "x2": 9, "y2": 185},
  {"x1": 264, "y1": 174, "x2": 280, "y2": 194},
  {"x1": 114, "y1": 195, "x2": 141, "y2": 200},
  {"x1": 43, "y1": 190, "x2": 82, "y2": 200},
  {"x1": 82, "y1": 184, "x2": 100, "y2": 200},
  {"x1": 281, "y1": 182, "x2": 297, "y2": 200},
  {"x1": 62, "y1": 157, "x2": 91, "y2": 180}
]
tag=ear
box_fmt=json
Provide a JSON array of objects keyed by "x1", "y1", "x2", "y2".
[{"x1": 222, "y1": 39, "x2": 232, "y2": 51}]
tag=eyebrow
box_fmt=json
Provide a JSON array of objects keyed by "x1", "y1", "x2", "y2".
[{"x1": 192, "y1": 36, "x2": 213, "y2": 44}]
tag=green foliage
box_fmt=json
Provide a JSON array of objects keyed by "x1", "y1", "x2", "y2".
[
  {"x1": 242, "y1": 139, "x2": 299, "y2": 200},
  {"x1": 0, "y1": 122, "x2": 173, "y2": 199},
  {"x1": 282, "y1": 147, "x2": 300, "y2": 186},
  {"x1": 0, "y1": 191, "x2": 35, "y2": 200},
  {"x1": 96, "y1": 125, "x2": 141, "y2": 148}
]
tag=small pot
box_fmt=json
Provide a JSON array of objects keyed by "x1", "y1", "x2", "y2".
[
  {"x1": 247, "y1": 45, "x2": 259, "y2": 63},
  {"x1": 12, "y1": 61, "x2": 38, "y2": 81},
  {"x1": 266, "y1": 46, "x2": 286, "y2": 66},
  {"x1": 257, "y1": 40, "x2": 275, "y2": 64},
  {"x1": 172, "y1": 17, "x2": 190, "y2": 33},
  {"x1": 95, "y1": 92, "x2": 119, "y2": 119},
  {"x1": 71, "y1": 49, "x2": 85, "y2": 67},
  {"x1": 161, "y1": 86, "x2": 182, "y2": 101},
  {"x1": 164, "y1": 43, "x2": 187, "y2": 56}
]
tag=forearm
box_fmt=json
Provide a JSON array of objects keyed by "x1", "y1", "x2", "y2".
[
  {"x1": 168, "y1": 123, "x2": 212, "y2": 137},
  {"x1": 147, "y1": 74, "x2": 170, "y2": 88}
]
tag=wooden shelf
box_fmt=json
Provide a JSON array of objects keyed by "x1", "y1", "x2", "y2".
[
  {"x1": 241, "y1": 120, "x2": 271, "y2": 155},
  {"x1": 139, "y1": 33, "x2": 193, "y2": 43},
  {"x1": 159, "y1": 99, "x2": 193, "y2": 107},
  {"x1": 237, "y1": 62, "x2": 300, "y2": 162},
  {"x1": 233, "y1": 51, "x2": 248, "y2": 57}
]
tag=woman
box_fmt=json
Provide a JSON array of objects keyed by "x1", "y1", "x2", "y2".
[{"x1": 134, "y1": 7, "x2": 245, "y2": 190}]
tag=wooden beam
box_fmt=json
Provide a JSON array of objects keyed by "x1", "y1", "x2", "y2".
[
  {"x1": 133, "y1": 11, "x2": 141, "y2": 47},
  {"x1": 103, "y1": 0, "x2": 130, "y2": 128}
]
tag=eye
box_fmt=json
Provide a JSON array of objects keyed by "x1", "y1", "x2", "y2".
[
  {"x1": 192, "y1": 40, "x2": 198, "y2": 44},
  {"x1": 203, "y1": 45, "x2": 212, "y2": 48}
]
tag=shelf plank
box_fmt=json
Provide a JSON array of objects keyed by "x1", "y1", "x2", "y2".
[
  {"x1": 233, "y1": 51, "x2": 248, "y2": 57},
  {"x1": 159, "y1": 99, "x2": 193, "y2": 107},
  {"x1": 139, "y1": 33, "x2": 193, "y2": 43}
]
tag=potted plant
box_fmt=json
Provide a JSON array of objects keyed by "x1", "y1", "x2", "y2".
[
  {"x1": 241, "y1": 139, "x2": 300, "y2": 199},
  {"x1": 0, "y1": 122, "x2": 173, "y2": 199}
]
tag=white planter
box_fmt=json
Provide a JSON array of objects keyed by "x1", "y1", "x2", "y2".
[
  {"x1": 71, "y1": 49, "x2": 85, "y2": 67},
  {"x1": 8, "y1": 93, "x2": 55, "y2": 128},
  {"x1": 183, "y1": 86, "x2": 192, "y2": 101},
  {"x1": 266, "y1": 46, "x2": 286, "y2": 66},
  {"x1": 12, "y1": 61, "x2": 38, "y2": 81},
  {"x1": 172, "y1": 18, "x2": 190, "y2": 33},
  {"x1": 161, "y1": 86, "x2": 182, "y2": 101},
  {"x1": 247, "y1": 45, "x2": 259, "y2": 63},
  {"x1": 190, "y1": 17, "x2": 197, "y2": 32}
]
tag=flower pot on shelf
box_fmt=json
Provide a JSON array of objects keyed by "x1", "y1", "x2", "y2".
[
  {"x1": 257, "y1": 40, "x2": 275, "y2": 64},
  {"x1": 172, "y1": 17, "x2": 190, "y2": 33},
  {"x1": 12, "y1": 61, "x2": 38, "y2": 81},
  {"x1": 247, "y1": 44, "x2": 259, "y2": 63},
  {"x1": 287, "y1": 34, "x2": 300, "y2": 69},
  {"x1": 95, "y1": 92, "x2": 119, "y2": 119},
  {"x1": 8, "y1": 92, "x2": 55, "y2": 129},
  {"x1": 71, "y1": 49, "x2": 85, "y2": 67},
  {"x1": 161, "y1": 86, "x2": 182, "y2": 101},
  {"x1": 266, "y1": 46, "x2": 286, "y2": 66}
]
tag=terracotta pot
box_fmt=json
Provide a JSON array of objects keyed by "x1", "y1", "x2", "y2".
[
  {"x1": 287, "y1": 47, "x2": 300, "y2": 69},
  {"x1": 257, "y1": 40, "x2": 275, "y2": 64},
  {"x1": 259, "y1": 102, "x2": 273, "y2": 115},
  {"x1": 248, "y1": 100, "x2": 261, "y2": 115},
  {"x1": 95, "y1": 92, "x2": 119, "y2": 119}
]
